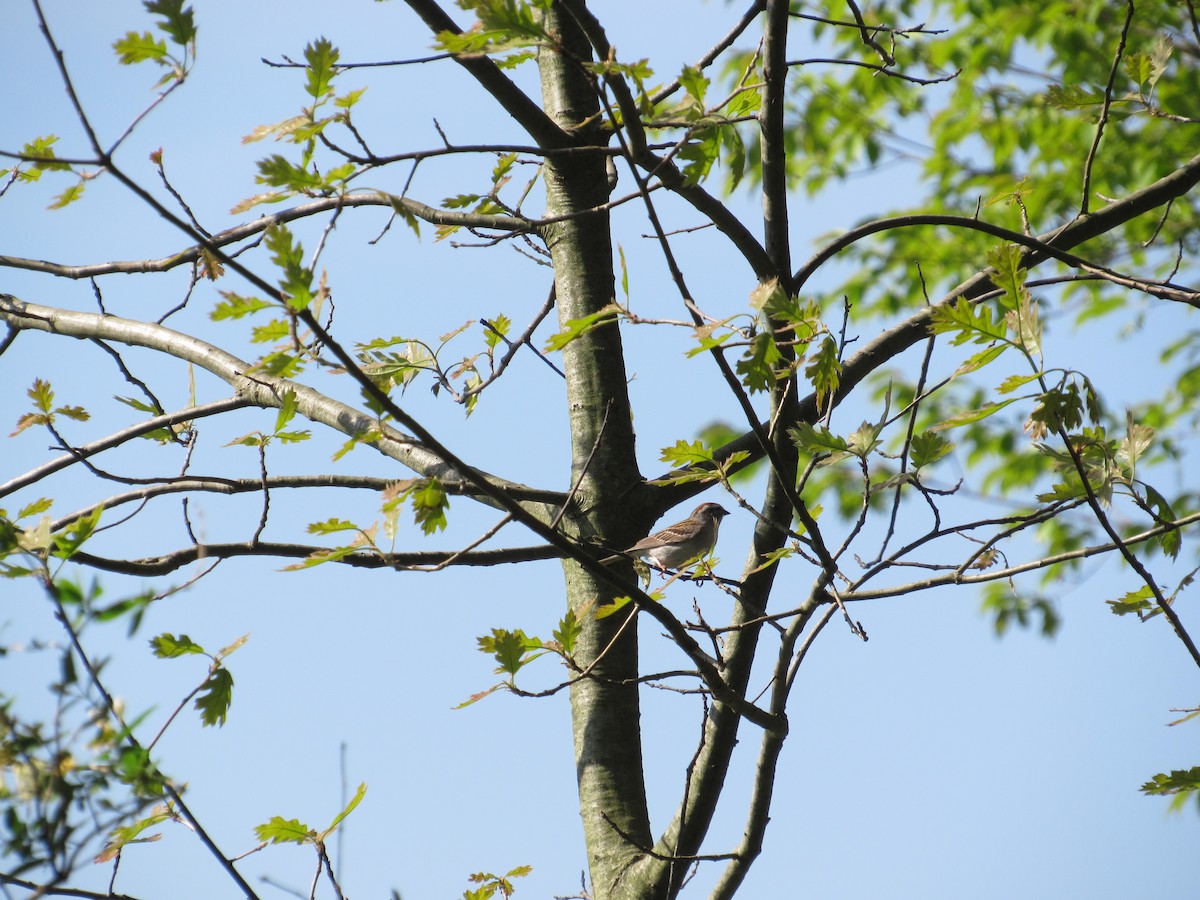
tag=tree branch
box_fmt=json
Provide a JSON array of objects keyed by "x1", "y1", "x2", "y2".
[
  {"x1": 1, "y1": 396, "x2": 247, "y2": 499},
  {"x1": 69, "y1": 541, "x2": 564, "y2": 576},
  {"x1": 0, "y1": 295, "x2": 546, "y2": 505},
  {"x1": 401, "y1": 0, "x2": 573, "y2": 149}
]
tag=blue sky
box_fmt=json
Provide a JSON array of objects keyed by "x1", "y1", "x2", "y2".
[{"x1": 2, "y1": 2, "x2": 1198, "y2": 898}]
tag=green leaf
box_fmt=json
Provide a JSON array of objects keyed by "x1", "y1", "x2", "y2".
[
  {"x1": 544, "y1": 304, "x2": 621, "y2": 352},
  {"x1": 22, "y1": 135, "x2": 70, "y2": 173},
  {"x1": 54, "y1": 404, "x2": 89, "y2": 422},
  {"x1": 848, "y1": 419, "x2": 882, "y2": 457},
  {"x1": 194, "y1": 666, "x2": 234, "y2": 727},
  {"x1": 409, "y1": 478, "x2": 448, "y2": 534},
  {"x1": 552, "y1": 609, "x2": 581, "y2": 655},
  {"x1": 304, "y1": 38, "x2": 339, "y2": 100},
  {"x1": 986, "y1": 243, "x2": 1029, "y2": 311},
  {"x1": 687, "y1": 319, "x2": 738, "y2": 357},
  {"x1": 981, "y1": 583, "x2": 1060, "y2": 638},
  {"x1": 736, "y1": 331, "x2": 782, "y2": 393},
  {"x1": 115, "y1": 395, "x2": 164, "y2": 415},
  {"x1": 1044, "y1": 83, "x2": 1105, "y2": 109},
  {"x1": 679, "y1": 64, "x2": 708, "y2": 105},
  {"x1": 482, "y1": 313, "x2": 511, "y2": 350},
  {"x1": 434, "y1": 0, "x2": 549, "y2": 56},
  {"x1": 748, "y1": 279, "x2": 786, "y2": 313},
  {"x1": 678, "y1": 127, "x2": 721, "y2": 185},
  {"x1": 95, "y1": 809, "x2": 171, "y2": 863},
  {"x1": 491, "y1": 151, "x2": 517, "y2": 185},
  {"x1": 251, "y1": 319, "x2": 290, "y2": 343},
  {"x1": 1118, "y1": 413, "x2": 1154, "y2": 467},
  {"x1": 659, "y1": 439, "x2": 714, "y2": 467},
  {"x1": 909, "y1": 430, "x2": 952, "y2": 469},
  {"x1": 1005, "y1": 295, "x2": 1042, "y2": 356},
  {"x1": 49, "y1": 179, "x2": 86, "y2": 209},
  {"x1": 805, "y1": 335, "x2": 841, "y2": 409},
  {"x1": 144, "y1": 0, "x2": 197, "y2": 47},
  {"x1": 1139, "y1": 767, "x2": 1200, "y2": 801},
  {"x1": 28, "y1": 378, "x2": 54, "y2": 414},
  {"x1": 255, "y1": 816, "x2": 315, "y2": 845},
  {"x1": 150, "y1": 633, "x2": 205, "y2": 658},
  {"x1": 256, "y1": 154, "x2": 326, "y2": 192},
  {"x1": 929, "y1": 297, "x2": 1007, "y2": 346},
  {"x1": 274, "y1": 389, "x2": 299, "y2": 433},
  {"x1": 594, "y1": 595, "x2": 635, "y2": 619},
  {"x1": 484, "y1": 628, "x2": 534, "y2": 676},
  {"x1": 307, "y1": 517, "x2": 361, "y2": 535},
  {"x1": 115, "y1": 746, "x2": 165, "y2": 795},
  {"x1": 789, "y1": 422, "x2": 850, "y2": 458},
  {"x1": 1142, "y1": 483, "x2": 1180, "y2": 559},
  {"x1": 324, "y1": 782, "x2": 366, "y2": 835},
  {"x1": 211, "y1": 292, "x2": 272, "y2": 321},
  {"x1": 930, "y1": 397, "x2": 1020, "y2": 431},
  {"x1": 53, "y1": 506, "x2": 103, "y2": 560},
  {"x1": 17, "y1": 497, "x2": 53, "y2": 519},
  {"x1": 265, "y1": 225, "x2": 313, "y2": 310},
  {"x1": 113, "y1": 31, "x2": 168, "y2": 65},
  {"x1": 996, "y1": 372, "x2": 1043, "y2": 394},
  {"x1": 385, "y1": 193, "x2": 422, "y2": 237},
  {"x1": 224, "y1": 432, "x2": 266, "y2": 448},
  {"x1": 335, "y1": 87, "x2": 367, "y2": 108},
  {"x1": 1106, "y1": 585, "x2": 1155, "y2": 616}
]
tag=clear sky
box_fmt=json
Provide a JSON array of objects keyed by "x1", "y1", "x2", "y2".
[{"x1": 2, "y1": 2, "x2": 1197, "y2": 899}]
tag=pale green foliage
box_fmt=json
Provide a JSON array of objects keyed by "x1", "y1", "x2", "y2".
[{"x1": 3, "y1": 2, "x2": 1200, "y2": 896}]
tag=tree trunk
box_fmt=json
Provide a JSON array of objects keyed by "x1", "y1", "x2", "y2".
[{"x1": 537, "y1": 4, "x2": 659, "y2": 897}]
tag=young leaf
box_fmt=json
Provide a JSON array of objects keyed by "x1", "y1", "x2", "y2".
[
  {"x1": 1139, "y1": 767, "x2": 1200, "y2": 803},
  {"x1": 552, "y1": 609, "x2": 581, "y2": 655},
  {"x1": 304, "y1": 37, "x2": 339, "y2": 100},
  {"x1": 324, "y1": 782, "x2": 367, "y2": 835},
  {"x1": 737, "y1": 331, "x2": 782, "y2": 393},
  {"x1": 659, "y1": 439, "x2": 714, "y2": 467},
  {"x1": 789, "y1": 422, "x2": 850, "y2": 457},
  {"x1": 930, "y1": 397, "x2": 1020, "y2": 431},
  {"x1": 144, "y1": 0, "x2": 197, "y2": 47},
  {"x1": 216, "y1": 633, "x2": 250, "y2": 660},
  {"x1": 194, "y1": 666, "x2": 234, "y2": 727},
  {"x1": 307, "y1": 517, "x2": 361, "y2": 535},
  {"x1": 211, "y1": 292, "x2": 272, "y2": 321},
  {"x1": 1106, "y1": 585, "x2": 1154, "y2": 616},
  {"x1": 29, "y1": 378, "x2": 54, "y2": 414},
  {"x1": 409, "y1": 478, "x2": 449, "y2": 534},
  {"x1": 544, "y1": 304, "x2": 621, "y2": 352},
  {"x1": 94, "y1": 808, "x2": 171, "y2": 863},
  {"x1": 909, "y1": 430, "x2": 952, "y2": 469},
  {"x1": 255, "y1": 816, "x2": 315, "y2": 845},
  {"x1": 17, "y1": 497, "x2": 54, "y2": 519},
  {"x1": 150, "y1": 633, "x2": 205, "y2": 658},
  {"x1": 488, "y1": 628, "x2": 533, "y2": 676},
  {"x1": 805, "y1": 335, "x2": 841, "y2": 409},
  {"x1": 679, "y1": 64, "x2": 709, "y2": 105},
  {"x1": 1118, "y1": 413, "x2": 1154, "y2": 467},
  {"x1": 482, "y1": 314, "x2": 511, "y2": 350},
  {"x1": 986, "y1": 243, "x2": 1029, "y2": 311},
  {"x1": 274, "y1": 389, "x2": 300, "y2": 433},
  {"x1": 265, "y1": 224, "x2": 314, "y2": 310},
  {"x1": 113, "y1": 31, "x2": 168, "y2": 65}
]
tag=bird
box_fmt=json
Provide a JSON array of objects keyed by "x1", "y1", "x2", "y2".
[{"x1": 601, "y1": 502, "x2": 730, "y2": 573}]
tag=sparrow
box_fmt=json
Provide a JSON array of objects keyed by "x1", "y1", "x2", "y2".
[{"x1": 601, "y1": 502, "x2": 730, "y2": 572}]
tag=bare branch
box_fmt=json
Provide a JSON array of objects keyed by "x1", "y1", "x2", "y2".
[{"x1": 1, "y1": 396, "x2": 247, "y2": 499}]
